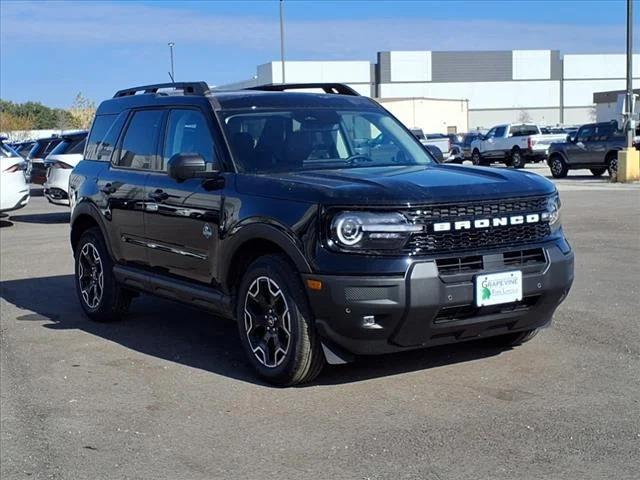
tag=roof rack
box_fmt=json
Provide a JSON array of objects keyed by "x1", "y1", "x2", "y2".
[
  {"x1": 246, "y1": 83, "x2": 360, "y2": 96},
  {"x1": 113, "y1": 82, "x2": 210, "y2": 98}
]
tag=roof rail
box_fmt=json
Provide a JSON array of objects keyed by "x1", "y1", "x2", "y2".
[
  {"x1": 246, "y1": 83, "x2": 361, "y2": 96},
  {"x1": 113, "y1": 82, "x2": 210, "y2": 98}
]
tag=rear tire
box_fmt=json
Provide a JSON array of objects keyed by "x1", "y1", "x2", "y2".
[
  {"x1": 549, "y1": 155, "x2": 568, "y2": 178},
  {"x1": 236, "y1": 254, "x2": 325, "y2": 386},
  {"x1": 590, "y1": 167, "x2": 606, "y2": 177},
  {"x1": 74, "y1": 227, "x2": 131, "y2": 322}
]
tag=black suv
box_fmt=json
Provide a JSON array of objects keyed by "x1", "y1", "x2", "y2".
[{"x1": 69, "y1": 82, "x2": 574, "y2": 386}]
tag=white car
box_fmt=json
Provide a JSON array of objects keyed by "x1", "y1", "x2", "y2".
[
  {"x1": 44, "y1": 131, "x2": 87, "y2": 206},
  {"x1": 0, "y1": 139, "x2": 30, "y2": 213}
]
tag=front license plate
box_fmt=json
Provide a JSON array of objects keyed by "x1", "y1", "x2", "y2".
[{"x1": 475, "y1": 271, "x2": 522, "y2": 307}]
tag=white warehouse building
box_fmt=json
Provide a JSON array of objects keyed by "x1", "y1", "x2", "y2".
[{"x1": 220, "y1": 50, "x2": 640, "y2": 131}]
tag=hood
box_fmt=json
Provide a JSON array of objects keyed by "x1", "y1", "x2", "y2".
[
  {"x1": 235, "y1": 164, "x2": 556, "y2": 206},
  {"x1": 44, "y1": 153, "x2": 84, "y2": 168}
]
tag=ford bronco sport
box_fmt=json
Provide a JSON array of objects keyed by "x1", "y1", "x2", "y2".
[{"x1": 69, "y1": 82, "x2": 574, "y2": 386}]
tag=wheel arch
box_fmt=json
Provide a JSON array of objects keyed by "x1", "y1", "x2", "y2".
[
  {"x1": 221, "y1": 223, "x2": 312, "y2": 296},
  {"x1": 70, "y1": 201, "x2": 112, "y2": 257},
  {"x1": 605, "y1": 149, "x2": 621, "y2": 162},
  {"x1": 547, "y1": 151, "x2": 567, "y2": 165}
]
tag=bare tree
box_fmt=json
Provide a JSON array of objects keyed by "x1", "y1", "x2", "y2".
[
  {"x1": 69, "y1": 92, "x2": 96, "y2": 129},
  {"x1": 517, "y1": 110, "x2": 533, "y2": 123}
]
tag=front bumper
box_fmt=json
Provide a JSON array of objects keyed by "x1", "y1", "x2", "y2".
[{"x1": 305, "y1": 240, "x2": 574, "y2": 356}]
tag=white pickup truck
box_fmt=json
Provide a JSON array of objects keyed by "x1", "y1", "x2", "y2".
[{"x1": 470, "y1": 123, "x2": 567, "y2": 168}]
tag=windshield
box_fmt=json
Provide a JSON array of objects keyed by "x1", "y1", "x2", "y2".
[{"x1": 222, "y1": 108, "x2": 434, "y2": 173}]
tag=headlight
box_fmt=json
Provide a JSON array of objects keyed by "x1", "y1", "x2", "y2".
[
  {"x1": 329, "y1": 211, "x2": 422, "y2": 251},
  {"x1": 541, "y1": 194, "x2": 561, "y2": 230}
]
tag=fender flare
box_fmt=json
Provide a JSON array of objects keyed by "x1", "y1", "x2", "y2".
[
  {"x1": 219, "y1": 222, "x2": 312, "y2": 290},
  {"x1": 547, "y1": 150, "x2": 568, "y2": 165},
  {"x1": 70, "y1": 200, "x2": 114, "y2": 258}
]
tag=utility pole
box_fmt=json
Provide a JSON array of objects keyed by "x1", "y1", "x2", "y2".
[
  {"x1": 168, "y1": 42, "x2": 175, "y2": 82},
  {"x1": 617, "y1": 0, "x2": 639, "y2": 182},
  {"x1": 279, "y1": 0, "x2": 286, "y2": 83},
  {"x1": 625, "y1": 0, "x2": 634, "y2": 149}
]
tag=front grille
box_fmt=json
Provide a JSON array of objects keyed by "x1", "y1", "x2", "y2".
[
  {"x1": 405, "y1": 197, "x2": 548, "y2": 222},
  {"x1": 403, "y1": 196, "x2": 551, "y2": 254},
  {"x1": 436, "y1": 255, "x2": 483, "y2": 275}
]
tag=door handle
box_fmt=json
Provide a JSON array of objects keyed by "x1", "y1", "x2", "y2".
[
  {"x1": 100, "y1": 183, "x2": 116, "y2": 195},
  {"x1": 148, "y1": 189, "x2": 169, "y2": 202}
]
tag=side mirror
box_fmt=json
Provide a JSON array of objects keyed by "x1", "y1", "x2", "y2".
[
  {"x1": 425, "y1": 145, "x2": 444, "y2": 162},
  {"x1": 167, "y1": 153, "x2": 217, "y2": 181},
  {"x1": 566, "y1": 134, "x2": 574, "y2": 142}
]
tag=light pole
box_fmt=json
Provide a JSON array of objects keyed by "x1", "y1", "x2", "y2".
[
  {"x1": 168, "y1": 42, "x2": 175, "y2": 82},
  {"x1": 279, "y1": 0, "x2": 286, "y2": 83},
  {"x1": 617, "y1": 0, "x2": 639, "y2": 182},
  {"x1": 625, "y1": 0, "x2": 634, "y2": 149}
]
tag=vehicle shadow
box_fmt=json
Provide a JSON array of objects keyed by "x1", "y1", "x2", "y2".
[
  {"x1": 0, "y1": 213, "x2": 13, "y2": 228},
  {"x1": 0, "y1": 274, "x2": 507, "y2": 388},
  {"x1": 9, "y1": 212, "x2": 70, "y2": 224}
]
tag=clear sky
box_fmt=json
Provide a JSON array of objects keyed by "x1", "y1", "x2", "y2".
[{"x1": 1, "y1": 0, "x2": 638, "y2": 108}]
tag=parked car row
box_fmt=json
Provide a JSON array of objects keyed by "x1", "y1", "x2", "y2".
[
  {"x1": 408, "y1": 119, "x2": 639, "y2": 180},
  {"x1": 5, "y1": 131, "x2": 88, "y2": 206}
]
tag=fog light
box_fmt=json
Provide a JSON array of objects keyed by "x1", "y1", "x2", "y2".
[{"x1": 362, "y1": 315, "x2": 383, "y2": 329}]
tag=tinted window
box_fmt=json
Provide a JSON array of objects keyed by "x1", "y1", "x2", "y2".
[
  {"x1": 510, "y1": 125, "x2": 539, "y2": 136},
  {"x1": 85, "y1": 113, "x2": 127, "y2": 162},
  {"x1": 595, "y1": 123, "x2": 615, "y2": 140},
  {"x1": 577, "y1": 125, "x2": 595, "y2": 142},
  {"x1": 42, "y1": 139, "x2": 62, "y2": 156},
  {"x1": 28, "y1": 140, "x2": 48, "y2": 159},
  {"x1": 494, "y1": 126, "x2": 507, "y2": 137},
  {"x1": 162, "y1": 109, "x2": 215, "y2": 170},
  {"x1": 49, "y1": 135, "x2": 87, "y2": 156},
  {"x1": 117, "y1": 110, "x2": 163, "y2": 169}
]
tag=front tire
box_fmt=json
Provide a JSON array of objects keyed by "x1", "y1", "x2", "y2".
[
  {"x1": 549, "y1": 155, "x2": 568, "y2": 178},
  {"x1": 74, "y1": 227, "x2": 131, "y2": 322},
  {"x1": 471, "y1": 149, "x2": 483, "y2": 166},
  {"x1": 236, "y1": 254, "x2": 324, "y2": 386},
  {"x1": 510, "y1": 148, "x2": 526, "y2": 169}
]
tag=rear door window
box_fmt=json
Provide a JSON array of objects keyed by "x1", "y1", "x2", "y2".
[
  {"x1": 116, "y1": 110, "x2": 164, "y2": 170},
  {"x1": 577, "y1": 126, "x2": 595, "y2": 142},
  {"x1": 85, "y1": 113, "x2": 127, "y2": 161}
]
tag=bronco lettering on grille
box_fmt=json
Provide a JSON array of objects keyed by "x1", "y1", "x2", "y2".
[{"x1": 432, "y1": 214, "x2": 541, "y2": 232}]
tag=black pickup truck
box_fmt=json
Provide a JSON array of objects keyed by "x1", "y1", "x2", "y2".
[
  {"x1": 69, "y1": 82, "x2": 574, "y2": 386},
  {"x1": 547, "y1": 121, "x2": 640, "y2": 178}
]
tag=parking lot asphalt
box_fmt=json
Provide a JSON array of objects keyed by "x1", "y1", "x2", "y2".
[{"x1": 1, "y1": 165, "x2": 639, "y2": 480}]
